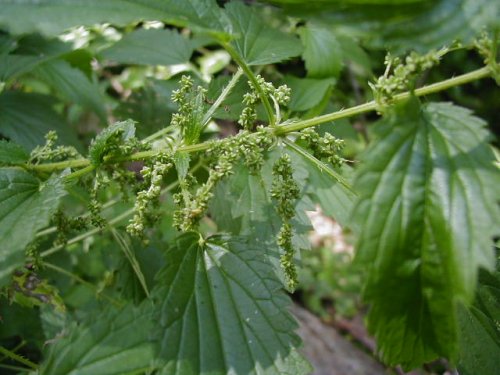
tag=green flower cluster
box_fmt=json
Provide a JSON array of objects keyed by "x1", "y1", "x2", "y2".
[
  {"x1": 370, "y1": 49, "x2": 446, "y2": 108},
  {"x1": 174, "y1": 128, "x2": 274, "y2": 231},
  {"x1": 475, "y1": 32, "x2": 500, "y2": 84},
  {"x1": 29, "y1": 131, "x2": 80, "y2": 163},
  {"x1": 171, "y1": 75, "x2": 206, "y2": 145},
  {"x1": 127, "y1": 153, "x2": 173, "y2": 237},
  {"x1": 53, "y1": 210, "x2": 89, "y2": 246},
  {"x1": 239, "y1": 75, "x2": 291, "y2": 129},
  {"x1": 299, "y1": 128, "x2": 345, "y2": 168},
  {"x1": 270, "y1": 154, "x2": 300, "y2": 291},
  {"x1": 88, "y1": 173, "x2": 110, "y2": 228}
]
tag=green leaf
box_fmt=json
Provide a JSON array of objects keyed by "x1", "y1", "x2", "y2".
[
  {"x1": 152, "y1": 233, "x2": 310, "y2": 374},
  {"x1": 0, "y1": 140, "x2": 29, "y2": 165},
  {"x1": 351, "y1": 99, "x2": 500, "y2": 368},
  {"x1": 285, "y1": 76, "x2": 336, "y2": 112},
  {"x1": 100, "y1": 29, "x2": 193, "y2": 67},
  {"x1": 225, "y1": 1, "x2": 303, "y2": 65},
  {"x1": 298, "y1": 22, "x2": 343, "y2": 78},
  {"x1": 0, "y1": 168, "x2": 67, "y2": 287},
  {"x1": 0, "y1": 0, "x2": 228, "y2": 37},
  {"x1": 0, "y1": 91, "x2": 81, "y2": 151},
  {"x1": 34, "y1": 59, "x2": 107, "y2": 121},
  {"x1": 88, "y1": 120, "x2": 136, "y2": 166},
  {"x1": 457, "y1": 269, "x2": 500, "y2": 375},
  {"x1": 40, "y1": 304, "x2": 157, "y2": 374}
]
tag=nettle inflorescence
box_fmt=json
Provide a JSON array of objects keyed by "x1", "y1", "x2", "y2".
[
  {"x1": 475, "y1": 32, "x2": 500, "y2": 84},
  {"x1": 299, "y1": 128, "x2": 345, "y2": 168},
  {"x1": 173, "y1": 127, "x2": 274, "y2": 232},
  {"x1": 29, "y1": 131, "x2": 80, "y2": 163},
  {"x1": 127, "y1": 153, "x2": 173, "y2": 237},
  {"x1": 271, "y1": 154, "x2": 300, "y2": 291},
  {"x1": 239, "y1": 75, "x2": 291, "y2": 129},
  {"x1": 370, "y1": 49, "x2": 447, "y2": 109}
]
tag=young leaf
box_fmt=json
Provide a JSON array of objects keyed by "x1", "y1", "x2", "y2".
[
  {"x1": 88, "y1": 120, "x2": 136, "y2": 165},
  {"x1": 352, "y1": 99, "x2": 500, "y2": 368},
  {"x1": 457, "y1": 269, "x2": 500, "y2": 375},
  {"x1": 225, "y1": 1, "x2": 303, "y2": 65},
  {"x1": 100, "y1": 29, "x2": 193, "y2": 67},
  {"x1": 298, "y1": 22, "x2": 343, "y2": 78},
  {"x1": 40, "y1": 304, "x2": 157, "y2": 374},
  {"x1": 152, "y1": 233, "x2": 311, "y2": 374},
  {"x1": 0, "y1": 140, "x2": 29, "y2": 165},
  {"x1": 0, "y1": 91, "x2": 81, "y2": 151},
  {"x1": 34, "y1": 59, "x2": 107, "y2": 121},
  {"x1": 0, "y1": 168, "x2": 67, "y2": 287}
]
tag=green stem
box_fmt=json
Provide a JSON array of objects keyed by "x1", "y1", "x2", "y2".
[
  {"x1": 202, "y1": 68, "x2": 244, "y2": 127},
  {"x1": 0, "y1": 347, "x2": 37, "y2": 370},
  {"x1": 276, "y1": 66, "x2": 491, "y2": 134},
  {"x1": 222, "y1": 42, "x2": 275, "y2": 125},
  {"x1": 26, "y1": 66, "x2": 492, "y2": 173},
  {"x1": 64, "y1": 164, "x2": 95, "y2": 181}
]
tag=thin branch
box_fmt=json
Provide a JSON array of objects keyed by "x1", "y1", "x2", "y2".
[{"x1": 0, "y1": 347, "x2": 37, "y2": 370}]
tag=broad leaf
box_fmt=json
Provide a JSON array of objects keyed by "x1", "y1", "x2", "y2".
[
  {"x1": 298, "y1": 22, "x2": 343, "y2": 78},
  {"x1": 34, "y1": 59, "x2": 107, "y2": 121},
  {"x1": 88, "y1": 120, "x2": 136, "y2": 165},
  {"x1": 352, "y1": 99, "x2": 500, "y2": 368},
  {"x1": 100, "y1": 29, "x2": 193, "y2": 67},
  {"x1": 0, "y1": 140, "x2": 29, "y2": 165},
  {"x1": 457, "y1": 269, "x2": 500, "y2": 375},
  {"x1": 0, "y1": 0, "x2": 228, "y2": 36},
  {"x1": 152, "y1": 233, "x2": 310, "y2": 374},
  {"x1": 0, "y1": 91, "x2": 81, "y2": 150},
  {"x1": 225, "y1": 1, "x2": 303, "y2": 65},
  {"x1": 285, "y1": 76, "x2": 336, "y2": 112},
  {"x1": 40, "y1": 304, "x2": 157, "y2": 374},
  {"x1": 0, "y1": 168, "x2": 67, "y2": 286}
]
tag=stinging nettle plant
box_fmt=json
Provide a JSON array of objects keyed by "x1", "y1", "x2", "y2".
[{"x1": 0, "y1": 0, "x2": 499, "y2": 374}]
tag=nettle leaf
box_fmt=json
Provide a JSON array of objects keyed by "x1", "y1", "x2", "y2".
[
  {"x1": 285, "y1": 76, "x2": 336, "y2": 112},
  {"x1": 311, "y1": 0, "x2": 499, "y2": 53},
  {"x1": 0, "y1": 0, "x2": 228, "y2": 37},
  {"x1": 89, "y1": 120, "x2": 136, "y2": 166},
  {"x1": 100, "y1": 29, "x2": 193, "y2": 67},
  {"x1": 298, "y1": 22, "x2": 343, "y2": 78},
  {"x1": 0, "y1": 91, "x2": 81, "y2": 151},
  {"x1": 41, "y1": 304, "x2": 157, "y2": 374},
  {"x1": 225, "y1": 1, "x2": 303, "y2": 65},
  {"x1": 352, "y1": 99, "x2": 500, "y2": 368},
  {"x1": 457, "y1": 269, "x2": 500, "y2": 375},
  {"x1": 0, "y1": 140, "x2": 29, "y2": 165},
  {"x1": 34, "y1": 59, "x2": 107, "y2": 121},
  {"x1": 152, "y1": 233, "x2": 310, "y2": 375},
  {"x1": 0, "y1": 168, "x2": 67, "y2": 287}
]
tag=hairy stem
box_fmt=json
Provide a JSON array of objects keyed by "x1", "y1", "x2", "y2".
[{"x1": 0, "y1": 347, "x2": 37, "y2": 370}]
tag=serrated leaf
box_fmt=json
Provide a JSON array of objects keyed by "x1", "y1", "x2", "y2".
[
  {"x1": 40, "y1": 304, "x2": 157, "y2": 375},
  {"x1": 89, "y1": 120, "x2": 136, "y2": 165},
  {"x1": 225, "y1": 1, "x2": 303, "y2": 65},
  {"x1": 0, "y1": 91, "x2": 81, "y2": 151},
  {"x1": 101, "y1": 29, "x2": 193, "y2": 67},
  {"x1": 152, "y1": 233, "x2": 310, "y2": 374},
  {"x1": 351, "y1": 99, "x2": 500, "y2": 368},
  {"x1": 34, "y1": 59, "x2": 107, "y2": 121},
  {"x1": 0, "y1": 168, "x2": 67, "y2": 287},
  {"x1": 0, "y1": 140, "x2": 29, "y2": 165},
  {"x1": 298, "y1": 22, "x2": 343, "y2": 78},
  {"x1": 457, "y1": 269, "x2": 500, "y2": 375},
  {"x1": 0, "y1": 0, "x2": 229, "y2": 37}
]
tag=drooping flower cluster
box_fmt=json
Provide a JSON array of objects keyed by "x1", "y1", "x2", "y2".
[
  {"x1": 299, "y1": 128, "x2": 345, "y2": 167},
  {"x1": 270, "y1": 153, "x2": 300, "y2": 291},
  {"x1": 29, "y1": 131, "x2": 80, "y2": 163}
]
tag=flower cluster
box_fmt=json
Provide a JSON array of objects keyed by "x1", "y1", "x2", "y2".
[
  {"x1": 173, "y1": 128, "x2": 274, "y2": 231},
  {"x1": 88, "y1": 173, "x2": 109, "y2": 228},
  {"x1": 475, "y1": 32, "x2": 500, "y2": 84},
  {"x1": 299, "y1": 128, "x2": 345, "y2": 167},
  {"x1": 171, "y1": 75, "x2": 206, "y2": 145},
  {"x1": 370, "y1": 49, "x2": 446, "y2": 108},
  {"x1": 53, "y1": 210, "x2": 89, "y2": 246},
  {"x1": 239, "y1": 75, "x2": 291, "y2": 129},
  {"x1": 127, "y1": 153, "x2": 173, "y2": 237},
  {"x1": 29, "y1": 131, "x2": 80, "y2": 163},
  {"x1": 270, "y1": 154, "x2": 300, "y2": 291}
]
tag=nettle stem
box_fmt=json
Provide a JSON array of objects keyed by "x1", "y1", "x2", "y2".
[{"x1": 26, "y1": 66, "x2": 492, "y2": 174}]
